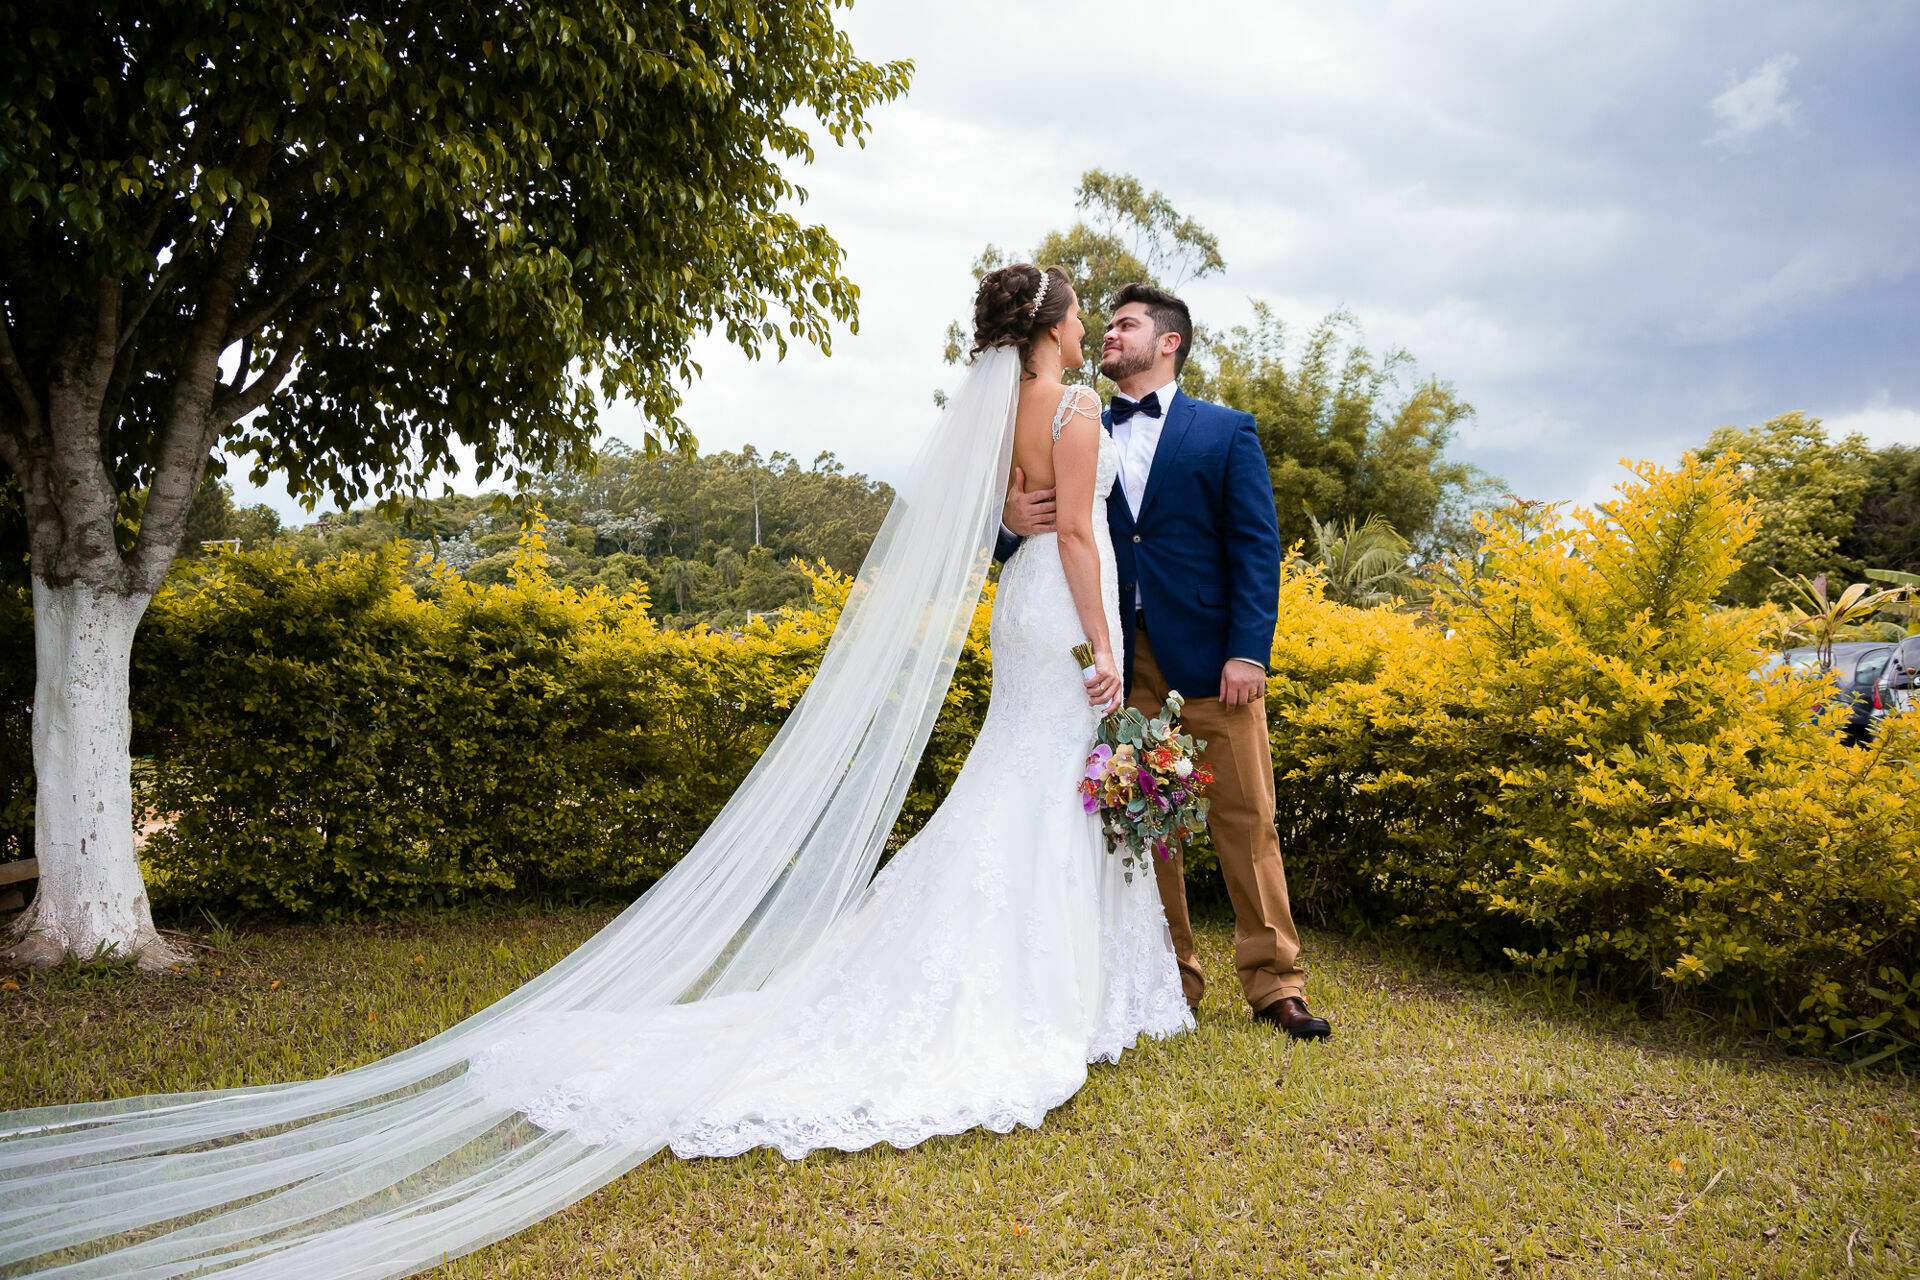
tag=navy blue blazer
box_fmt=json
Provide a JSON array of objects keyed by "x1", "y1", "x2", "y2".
[{"x1": 995, "y1": 389, "x2": 1282, "y2": 700}]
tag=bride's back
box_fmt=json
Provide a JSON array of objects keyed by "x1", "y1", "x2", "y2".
[{"x1": 1009, "y1": 379, "x2": 1083, "y2": 493}]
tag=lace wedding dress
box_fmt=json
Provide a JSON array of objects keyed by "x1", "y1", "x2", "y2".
[
  {"x1": 0, "y1": 354, "x2": 1186, "y2": 1280},
  {"x1": 466, "y1": 385, "x2": 1193, "y2": 1158}
]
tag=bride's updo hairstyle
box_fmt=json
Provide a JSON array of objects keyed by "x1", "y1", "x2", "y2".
[{"x1": 970, "y1": 263, "x2": 1072, "y2": 375}]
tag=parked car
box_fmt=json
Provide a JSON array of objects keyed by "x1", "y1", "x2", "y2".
[
  {"x1": 1750, "y1": 641, "x2": 1886, "y2": 681},
  {"x1": 1833, "y1": 643, "x2": 1895, "y2": 744},
  {"x1": 1752, "y1": 642, "x2": 1895, "y2": 744},
  {"x1": 1871, "y1": 635, "x2": 1920, "y2": 734}
]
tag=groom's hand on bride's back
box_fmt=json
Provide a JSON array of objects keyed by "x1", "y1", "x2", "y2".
[{"x1": 1003, "y1": 467, "x2": 1057, "y2": 536}]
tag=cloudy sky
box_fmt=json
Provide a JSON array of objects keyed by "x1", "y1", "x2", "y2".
[{"x1": 240, "y1": 0, "x2": 1920, "y2": 518}]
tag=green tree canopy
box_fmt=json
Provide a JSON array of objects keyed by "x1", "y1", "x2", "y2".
[
  {"x1": 527, "y1": 440, "x2": 893, "y2": 577},
  {"x1": 1697, "y1": 412, "x2": 1873, "y2": 604},
  {"x1": 1840, "y1": 442, "x2": 1920, "y2": 577},
  {"x1": 4, "y1": 0, "x2": 909, "y2": 592},
  {"x1": 1211, "y1": 306, "x2": 1500, "y2": 559},
  {"x1": 1292, "y1": 508, "x2": 1417, "y2": 608},
  {"x1": 0, "y1": 0, "x2": 908, "y2": 966},
  {"x1": 273, "y1": 440, "x2": 899, "y2": 624}
]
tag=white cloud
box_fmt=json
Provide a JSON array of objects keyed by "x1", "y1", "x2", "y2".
[
  {"x1": 1708, "y1": 53, "x2": 1802, "y2": 147},
  {"x1": 1823, "y1": 394, "x2": 1920, "y2": 450}
]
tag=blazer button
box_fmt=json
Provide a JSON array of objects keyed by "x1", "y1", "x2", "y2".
[{"x1": 1132, "y1": 534, "x2": 1141, "y2": 543}]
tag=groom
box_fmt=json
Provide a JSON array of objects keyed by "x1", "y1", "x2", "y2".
[{"x1": 998, "y1": 284, "x2": 1332, "y2": 1040}]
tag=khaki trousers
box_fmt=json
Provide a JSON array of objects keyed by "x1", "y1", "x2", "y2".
[{"x1": 1129, "y1": 626, "x2": 1306, "y2": 1012}]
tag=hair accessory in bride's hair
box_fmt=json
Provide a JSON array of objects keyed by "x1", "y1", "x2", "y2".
[{"x1": 1026, "y1": 269, "x2": 1052, "y2": 320}]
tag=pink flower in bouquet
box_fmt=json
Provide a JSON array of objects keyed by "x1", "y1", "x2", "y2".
[{"x1": 1084, "y1": 743, "x2": 1112, "y2": 780}]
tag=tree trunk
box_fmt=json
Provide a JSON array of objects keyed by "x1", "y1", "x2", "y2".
[{"x1": 8, "y1": 579, "x2": 186, "y2": 969}]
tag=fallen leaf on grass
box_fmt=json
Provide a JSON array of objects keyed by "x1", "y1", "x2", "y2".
[
  {"x1": 1667, "y1": 1157, "x2": 1685, "y2": 1173},
  {"x1": 269, "y1": 980, "x2": 280, "y2": 990}
]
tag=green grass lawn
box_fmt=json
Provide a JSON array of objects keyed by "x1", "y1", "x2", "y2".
[{"x1": 3, "y1": 905, "x2": 1915, "y2": 1278}]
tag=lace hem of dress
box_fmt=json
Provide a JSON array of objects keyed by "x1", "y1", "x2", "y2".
[{"x1": 667, "y1": 1010, "x2": 1189, "y2": 1162}]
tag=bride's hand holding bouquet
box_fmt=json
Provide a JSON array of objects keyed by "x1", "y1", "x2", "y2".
[
  {"x1": 1072, "y1": 643, "x2": 1213, "y2": 881},
  {"x1": 1072, "y1": 639, "x2": 1123, "y2": 712}
]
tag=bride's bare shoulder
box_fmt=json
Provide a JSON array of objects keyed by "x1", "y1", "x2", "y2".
[
  {"x1": 1018, "y1": 377, "x2": 1069, "y2": 407},
  {"x1": 1019, "y1": 380, "x2": 1096, "y2": 415}
]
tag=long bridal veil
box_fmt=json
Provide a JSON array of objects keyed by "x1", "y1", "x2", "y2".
[{"x1": 0, "y1": 346, "x2": 1024, "y2": 1279}]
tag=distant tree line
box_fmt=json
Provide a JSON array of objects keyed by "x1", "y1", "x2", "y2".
[
  {"x1": 176, "y1": 444, "x2": 893, "y2": 629},
  {"x1": 157, "y1": 398, "x2": 1918, "y2": 631}
]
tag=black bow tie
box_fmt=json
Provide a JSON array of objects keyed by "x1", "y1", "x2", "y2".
[{"x1": 1109, "y1": 391, "x2": 1163, "y2": 425}]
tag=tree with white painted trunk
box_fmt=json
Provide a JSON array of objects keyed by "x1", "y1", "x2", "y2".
[{"x1": 0, "y1": 1, "x2": 908, "y2": 967}]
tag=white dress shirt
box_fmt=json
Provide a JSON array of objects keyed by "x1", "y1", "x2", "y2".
[
  {"x1": 1110, "y1": 378, "x2": 1179, "y2": 524},
  {"x1": 1110, "y1": 379, "x2": 1180, "y2": 610}
]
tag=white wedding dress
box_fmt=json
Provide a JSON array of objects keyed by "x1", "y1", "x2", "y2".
[
  {"x1": 0, "y1": 355, "x2": 1187, "y2": 1280},
  {"x1": 466, "y1": 385, "x2": 1193, "y2": 1158}
]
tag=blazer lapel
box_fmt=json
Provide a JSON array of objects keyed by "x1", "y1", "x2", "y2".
[{"x1": 1134, "y1": 391, "x2": 1193, "y2": 523}]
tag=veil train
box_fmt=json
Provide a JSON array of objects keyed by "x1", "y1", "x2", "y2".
[{"x1": 0, "y1": 347, "x2": 1023, "y2": 1279}]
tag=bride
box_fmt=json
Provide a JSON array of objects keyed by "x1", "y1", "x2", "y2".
[{"x1": 0, "y1": 266, "x2": 1190, "y2": 1279}]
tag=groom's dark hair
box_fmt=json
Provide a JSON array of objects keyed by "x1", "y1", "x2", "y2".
[{"x1": 1112, "y1": 283, "x2": 1194, "y2": 376}]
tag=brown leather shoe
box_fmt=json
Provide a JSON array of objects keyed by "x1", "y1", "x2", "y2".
[{"x1": 1252, "y1": 996, "x2": 1332, "y2": 1040}]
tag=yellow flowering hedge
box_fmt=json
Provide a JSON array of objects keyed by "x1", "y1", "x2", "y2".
[
  {"x1": 1264, "y1": 456, "x2": 1919, "y2": 1055},
  {"x1": 106, "y1": 529, "x2": 1001, "y2": 915},
  {"x1": 126, "y1": 536, "x2": 838, "y2": 912}
]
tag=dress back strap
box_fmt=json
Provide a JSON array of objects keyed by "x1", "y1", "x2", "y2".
[{"x1": 1050, "y1": 384, "x2": 1100, "y2": 442}]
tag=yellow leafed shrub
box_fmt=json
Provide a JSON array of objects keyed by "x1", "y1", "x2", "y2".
[
  {"x1": 1264, "y1": 456, "x2": 1919, "y2": 1055},
  {"x1": 125, "y1": 537, "x2": 840, "y2": 912},
  {"x1": 107, "y1": 527, "x2": 1006, "y2": 915}
]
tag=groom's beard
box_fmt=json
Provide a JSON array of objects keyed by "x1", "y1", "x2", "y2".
[{"x1": 1099, "y1": 345, "x2": 1156, "y2": 383}]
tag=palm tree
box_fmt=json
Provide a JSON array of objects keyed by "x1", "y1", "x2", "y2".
[
  {"x1": 663, "y1": 558, "x2": 701, "y2": 612},
  {"x1": 714, "y1": 547, "x2": 745, "y2": 591},
  {"x1": 1295, "y1": 506, "x2": 1415, "y2": 607}
]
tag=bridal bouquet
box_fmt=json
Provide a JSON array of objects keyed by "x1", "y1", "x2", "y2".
[{"x1": 1072, "y1": 645, "x2": 1213, "y2": 882}]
